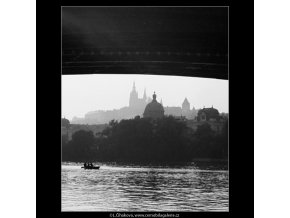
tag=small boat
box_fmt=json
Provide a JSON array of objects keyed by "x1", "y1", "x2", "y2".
[{"x1": 81, "y1": 165, "x2": 100, "y2": 170}]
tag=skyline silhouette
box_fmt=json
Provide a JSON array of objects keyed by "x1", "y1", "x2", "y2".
[{"x1": 62, "y1": 74, "x2": 228, "y2": 121}]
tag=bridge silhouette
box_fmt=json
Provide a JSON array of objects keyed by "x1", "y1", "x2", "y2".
[{"x1": 62, "y1": 7, "x2": 228, "y2": 80}]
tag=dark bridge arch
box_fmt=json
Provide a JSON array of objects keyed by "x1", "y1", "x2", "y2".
[{"x1": 62, "y1": 7, "x2": 228, "y2": 80}]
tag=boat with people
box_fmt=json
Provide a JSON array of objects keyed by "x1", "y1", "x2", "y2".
[{"x1": 81, "y1": 162, "x2": 100, "y2": 170}]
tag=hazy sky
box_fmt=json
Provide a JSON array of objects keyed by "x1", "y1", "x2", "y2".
[{"x1": 62, "y1": 74, "x2": 228, "y2": 120}]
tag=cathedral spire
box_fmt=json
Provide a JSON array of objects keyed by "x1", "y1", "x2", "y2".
[{"x1": 129, "y1": 81, "x2": 138, "y2": 107}]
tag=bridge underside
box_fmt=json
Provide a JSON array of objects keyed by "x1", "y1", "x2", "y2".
[{"x1": 62, "y1": 7, "x2": 228, "y2": 80}]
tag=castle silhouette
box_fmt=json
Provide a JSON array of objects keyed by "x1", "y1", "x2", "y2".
[{"x1": 71, "y1": 82, "x2": 197, "y2": 124}]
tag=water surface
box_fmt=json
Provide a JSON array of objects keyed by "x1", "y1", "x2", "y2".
[{"x1": 62, "y1": 162, "x2": 228, "y2": 211}]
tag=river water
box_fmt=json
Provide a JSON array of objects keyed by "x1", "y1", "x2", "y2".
[{"x1": 62, "y1": 162, "x2": 228, "y2": 211}]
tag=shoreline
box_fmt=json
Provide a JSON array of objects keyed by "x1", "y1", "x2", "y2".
[
  {"x1": 191, "y1": 158, "x2": 228, "y2": 162},
  {"x1": 62, "y1": 158, "x2": 228, "y2": 164}
]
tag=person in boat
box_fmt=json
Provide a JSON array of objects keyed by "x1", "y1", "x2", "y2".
[{"x1": 84, "y1": 162, "x2": 87, "y2": 167}]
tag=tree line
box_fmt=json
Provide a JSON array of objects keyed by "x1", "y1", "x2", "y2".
[{"x1": 62, "y1": 116, "x2": 228, "y2": 163}]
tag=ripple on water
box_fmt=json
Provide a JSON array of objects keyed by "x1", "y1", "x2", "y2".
[{"x1": 62, "y1": 162, "x2": 228, "y2": 211}]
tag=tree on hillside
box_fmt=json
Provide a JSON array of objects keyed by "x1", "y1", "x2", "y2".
[
  {"x1": 62, "y1": 117, "x2": 229, "y2": 162},
  {"x1": 191, "y1": 123, "x2": 215, "y2": 158},
  {"x1": 62, "y1": 118, "x2": 70, "y2": 129},
  {"x1": 62, "y1": 130, "x2": 96, "y2": 161}
]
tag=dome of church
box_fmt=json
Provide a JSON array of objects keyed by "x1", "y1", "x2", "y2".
[{"x1": 143, "y1": 92, "x2": 164, "y2": 119}]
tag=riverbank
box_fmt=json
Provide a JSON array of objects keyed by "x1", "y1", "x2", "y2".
[{"x1": 191, "y1": 158, "x2": 228, "y2": 162}]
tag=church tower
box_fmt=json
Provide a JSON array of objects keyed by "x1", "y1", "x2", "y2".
[
  {"x1": 182, "y1": 98, "x2": 190, "y2": 111},
  {"x1": 129, "y1": 82, "x2": 138, "y2": 107}
]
